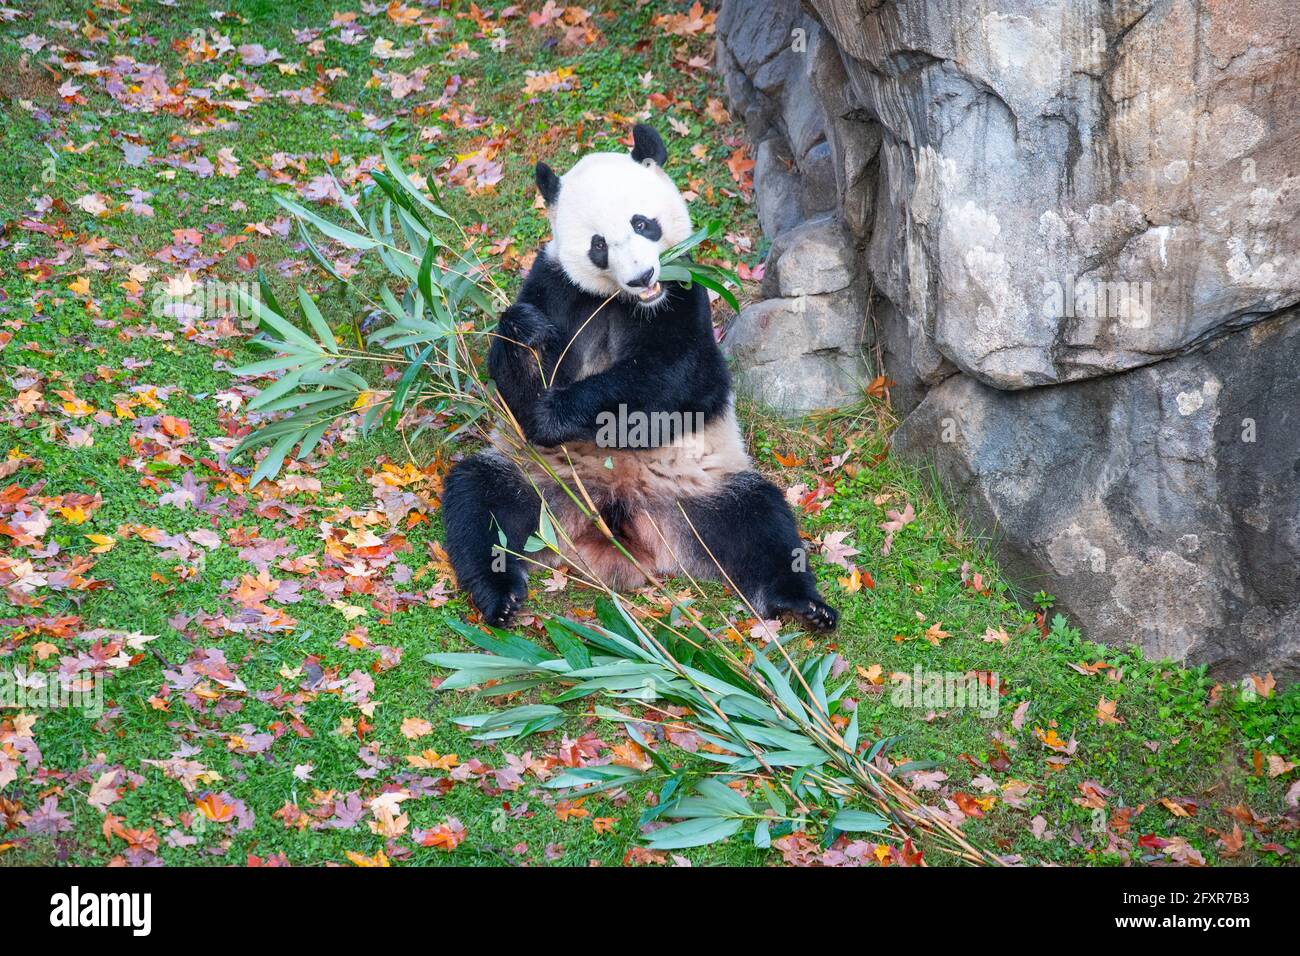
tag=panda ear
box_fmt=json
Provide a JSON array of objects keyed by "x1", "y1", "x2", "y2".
[
  {"x1": 535, "y1": 162, "x2": 561, "y2": 205},
  {"x1": 630, "y1": 123, "x2": 668, "y2": 167}
]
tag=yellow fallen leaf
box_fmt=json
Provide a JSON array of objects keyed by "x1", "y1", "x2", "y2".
[
  {"x1": 856, "y1": 663, "x2": 884, "y2": 685},
  {"x1": 331, "y1": 600, "x2": 367, "y2": 621},
  {"x1": 58, "y1": 505, "x2": 90, "y2": 524},
  {"x1": 84, "y1": 533, "x2": 116, "y2": 553},
  {"x1": 406, "y1": 750, "x2": 459, "y2": 770}
]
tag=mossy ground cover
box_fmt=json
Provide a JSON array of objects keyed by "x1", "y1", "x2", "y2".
[{"x1": 1, "y1": 1, "x2": 1296, "y2": 867}]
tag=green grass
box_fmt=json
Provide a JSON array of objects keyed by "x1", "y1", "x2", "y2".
[{"x1": 1, "y1": 0, "x2": 1297, "y2": 868}]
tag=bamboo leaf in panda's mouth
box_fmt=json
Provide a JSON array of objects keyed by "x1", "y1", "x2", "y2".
[{"x1": 659, "y1": 219, "x2": 743, "y2": 312}]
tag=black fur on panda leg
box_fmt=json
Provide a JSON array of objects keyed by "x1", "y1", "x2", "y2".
[
  {"x1": 683, "y1": 472, "x2": 839, "y2": 633},
  {"x1": 441, "y1": 452, "x2": 540, "y2": 627}
]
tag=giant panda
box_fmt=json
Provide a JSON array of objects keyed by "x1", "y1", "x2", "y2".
[{"x1": 441, "y1": 124, "x2": 838, "y2": 633}]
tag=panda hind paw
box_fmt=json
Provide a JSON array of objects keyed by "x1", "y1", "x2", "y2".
[
  {"x1": 473, "y1": 576, "x2": 529, "y2": 628},
  {"x1": 770, "y1": 596, "x2": 839, "y2": 634}
]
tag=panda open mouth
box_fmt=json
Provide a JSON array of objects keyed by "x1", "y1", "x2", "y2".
[{"x1": 633, "y1": 281, "x2": 664, "y2": 304}]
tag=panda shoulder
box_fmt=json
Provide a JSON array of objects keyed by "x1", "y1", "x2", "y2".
[{"x1": 519, "y1": 248, "x2": 570, "y2": 298}]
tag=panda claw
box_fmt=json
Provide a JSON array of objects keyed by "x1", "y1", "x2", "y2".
[
  {"x1": 765, "y1": 594, "x2": 839, "y2": 634},
  {"x1": 799, "y1": 599, "x2": 839, "y2": 633},
  {"x1": 475, "y1": 576, "x2": 528, "y2": 628}
]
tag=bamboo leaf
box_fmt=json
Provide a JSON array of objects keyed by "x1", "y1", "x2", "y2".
[
  {"x1": 237, "y1": 286, "x2": 319, "y2": 352},
  {"x1": 249, "y1": 431, "x2": 298, "y2": 488},
  {"x1": 275, "y1": 194, "x2": 382, "y2": 249},
  {"x1": 830, "y1": 809, "x2": 890, "y2": 833},
  {"x1": 380, "y1": 144, "x2": 452, "y2": 221},
  {"x1": 297, "y1": 287, "x2": 338, "y2": 353},
  {"x1": 643, "y1": 816, "x2": 742, "y2": 850}
]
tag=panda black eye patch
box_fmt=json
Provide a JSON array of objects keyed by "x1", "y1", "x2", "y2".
[
  {"x1": 631, "y1": 215, "x2": 662, "y2": 241},
  {"x1": 588, "y1": 234, "x2": 608, "y2": 269}
]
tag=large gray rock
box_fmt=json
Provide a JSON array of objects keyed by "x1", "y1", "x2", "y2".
[
  {"x1": 893, "y1": 310, "x2": 1300, "y2": 683},
  {"x1": 718, "y1": 0, "x2": 1300, "y2": 679},
  {"x1": 724, "y1": 288, "x2": 866, "y2": 413},
  {"x1": 762, "y1": 214, "x2": 854, "y2": 298},
  {"x1": 807, "y1": 0, "x2": 1300, "y2": 391},
  {"x1": 718, "y1": 2, "x2": 872, "y2": 413}
]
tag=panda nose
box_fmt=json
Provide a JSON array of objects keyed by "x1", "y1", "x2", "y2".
[{"x1": 628, "y1": 268, "x2": 655, "y2": 289}]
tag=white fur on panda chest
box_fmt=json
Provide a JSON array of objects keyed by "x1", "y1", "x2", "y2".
[{"x1": 527, "y1": 401, "x2": 750, "y2": 507}]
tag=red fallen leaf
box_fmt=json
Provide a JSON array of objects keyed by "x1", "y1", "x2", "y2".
[
  {"x1": 953, "y1": 792, "x2": 984, "y2": 818},
  {"x1": 414, "y1": 817, "x2": 465, "y2": 851},
  {"x1": 1138, "y1": 833, "x2": 1169, "y2": 850},
  {"x1": 724, "y1": 145, "x2": 755, "y2": 190},
  {"x1": 986, "y1": 740, "x2": 1012, "y2": 773},
  {"x1": 1258, "y1": 843, "x2": 1290, "y2": 856},
  {"x1": 974, "y1": 670, "x2": 1004, "y2": 695},
  {"x1": 195, "y1": 792, "x2": 235, "y2": 823},
  {"x1": 890, "y1": 837, "x2": 923, "y2": 867}
]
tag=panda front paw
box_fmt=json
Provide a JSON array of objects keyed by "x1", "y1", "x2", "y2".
[
  {"x1": 530, "y1": 388, "x2": 577, "y2": 447},
  {"x1": 499, "y1": 302, "x2": 553, "y2": 349}
]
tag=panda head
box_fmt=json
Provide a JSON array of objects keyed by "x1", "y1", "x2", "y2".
[{"x1": 535, "y1": 124, "x2": 691, "y2": 308}]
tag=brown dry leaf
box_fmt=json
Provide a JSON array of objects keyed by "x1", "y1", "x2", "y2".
[
  {"x1": 923, "y1": 621, "x2": 950, "y2": 646},
  {"x1": 1267, "y1": 754, "x2": 1296, "y2": 778},
  {"x1": 1250, "y1": 673, "x2": 1276, "y2": 698},
  {"x1": 1095, "y1": 696, "x2": 1124, "y2": 725},
  {"x1": 400, "y1": 717, "x2": 433, "y2": 739},
  {"x1": 653, "y1": 1, "x2": 716, "y2": 37},
  {"x1": 857, "y1": 663, "x2": 884, "y2": 685},
  {"x1": 1217, "y1": 824, "x2": 1245, "y2": 856},
  {"x1": 866, "y1": 374, "x2": 895, "y2": 400},
  {"x1": 725, "y1": 145, "x2": 755, "y2": 190}
]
